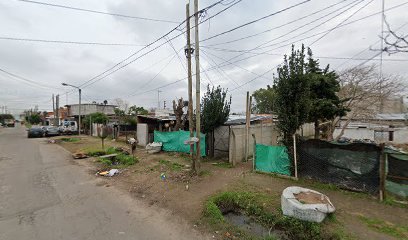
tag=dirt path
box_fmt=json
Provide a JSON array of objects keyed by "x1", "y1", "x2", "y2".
[{"x1": 57, "y1": 135, "x2": 408, "y2": 240}]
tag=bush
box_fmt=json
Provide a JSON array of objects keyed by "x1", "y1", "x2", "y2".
[{"x1": 87, "y1": 149, "x2": 106, "y2": 157}]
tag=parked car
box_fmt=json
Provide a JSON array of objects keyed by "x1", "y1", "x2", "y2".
[
  {"x1": 27, "y1": 127, "x2": 45, "y2": 138},
  {"x1": 43, "y1": 126, "x2": 60, "y2": 137}
]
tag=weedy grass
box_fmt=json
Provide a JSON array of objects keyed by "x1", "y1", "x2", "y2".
[
  {"x1": 359, "y1": 215, "x2": 408, "y2": 239},
  {"x1": 204, "y1": 191, "x2": 348, "y2": 240}
]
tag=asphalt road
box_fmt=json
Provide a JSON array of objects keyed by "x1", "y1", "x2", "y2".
[{"x1": 0, "y1": 126, "x2": 208, "y2": 240}]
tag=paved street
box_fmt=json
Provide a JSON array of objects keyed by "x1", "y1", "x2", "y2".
[{"x1": 0, "y1": 126, "x2": 207, "y2": 240}]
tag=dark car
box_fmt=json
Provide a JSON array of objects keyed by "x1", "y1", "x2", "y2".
[
  {"x1": 27, "y1": 127, "x2": 45, "y2": 138},
  {"x1": 44, "y1": 126, "x2": 60, "y2": 137}
]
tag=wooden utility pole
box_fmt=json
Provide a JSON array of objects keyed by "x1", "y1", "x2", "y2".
[
  {"x1": 186, "y1": 3, "x2": 194, "y2": 162},
  {"x1": 194, "y1": 0, "x2": 201, "y2": 170},
  {"x1": 56, "y1": 94, "x2": 60, "y2": 126},
  {"x1": 379, "y1": 143, "x2": 386, "y2": 201}
]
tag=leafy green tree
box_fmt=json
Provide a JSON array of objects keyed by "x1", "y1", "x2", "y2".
[
  {"x1": 26, "y1": 114, "x2": 41, "y2": 124},
  {"x1": 306, "y1": 48, "x2": 348, "y2": 139},
  {"x1": 201, "y1": 85, "x2": 231, "y2": 134},
  {"x1": 274, "y1": 45, "x2": 310, "y2": 146},
  {"x1": 252, "y1": 85, "x2": 276, "y2": 114},
  {"x1": 128, "y1": 105, "x2": 148, "y2": 115},
  {"x1": 83, "y1": 112, "x2": 109, "y2": 129}
]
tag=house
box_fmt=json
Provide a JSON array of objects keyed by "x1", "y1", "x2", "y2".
[
  {"x1": 333, "y1": 113, "x2": 408, "y2": 143},
  {"x1": 66, "y1": 103, "x2": 116, "y2": 117}
]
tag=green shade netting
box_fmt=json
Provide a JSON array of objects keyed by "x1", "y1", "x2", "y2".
[
  {"x1": 154, "y1": 130, "x2": 206, "y2": 156},
  {"x1": 255, "y1": 144, "x2": 290, "y2": 176}
]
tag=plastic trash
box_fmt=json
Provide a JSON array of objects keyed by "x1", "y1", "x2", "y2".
[
  {"x1": 160, "y1": 173, "x2": 166, "y2": 180},
  {"x1": 108, "y1": 169, "x2": 119, "y2": 177}
]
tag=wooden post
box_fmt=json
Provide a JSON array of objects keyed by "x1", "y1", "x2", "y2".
[
  {"x1": 194, "y1": 0, "x2": 201, "y2": 170},
  {"x1": 186, "y1": 3, "x2": 194, "y2": 162},
  {"x1": 252, "y1": 134, "x2": 256, "y2": 172},
  {"x1": 293, "y1": 134, "x2": 298, "y2": 180},
  {"x1": 245, "y1": 92, "x2": 250, "y2": 162},
  {"x1": 379, "y1": 143, "x2": 386, "y2": 201}
]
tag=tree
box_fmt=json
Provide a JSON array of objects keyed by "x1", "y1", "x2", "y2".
[
  {"x1": 201, "y1": 85, "x2": 231, "y2": 134},
  {"x1": 112, "y1": 98, "x2": 129, "y2": 112},
  {"x1": 83, "y1": 112, "x2": 109, "y2": 129},
  {"x1": 252, "y1": 85, "x2": 276, "y2": 114},
  {"x1": 128, "y1": 105, "x2": 148, "y2": 115},
  {"x1": 274, "y1": 45, "x2": 310, "y2": 146},
  {"x1": 382, "y1": 17, "x2": 408, "y2": 54},
  {"x1": 306, "y1": 48, "x2": 348, "y2": 139},
  {"x1": 172, "y1": 97, "x2": 184, "y2": 131},
  {"x1": 26, "y1": 113, "x2": 41, "y2": 124},
  {"x1": 326, "y1": 65, "x2": 406, "y2": 140}
]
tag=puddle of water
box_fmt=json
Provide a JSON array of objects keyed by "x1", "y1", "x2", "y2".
[{"x1": 223, "y1": 211, "x2": 288, "y2": 239}]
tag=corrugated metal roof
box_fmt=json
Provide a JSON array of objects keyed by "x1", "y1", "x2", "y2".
[
  {"x1": 376, "y1": 113, "x2": 408, "y2": 120},
  {"x1": 224, "y1": 114, "x2": 273, "y2": 125}
]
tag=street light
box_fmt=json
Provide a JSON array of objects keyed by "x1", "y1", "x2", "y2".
[{"x1": 61, "y1": 83, "x2": 81, "y2": 136}]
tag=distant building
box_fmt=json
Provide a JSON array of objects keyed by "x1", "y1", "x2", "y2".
[{"x1": 66, "y1": 103, "x2": 116, "y2": 117}]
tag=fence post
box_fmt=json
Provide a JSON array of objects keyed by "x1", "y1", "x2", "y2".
[
  {"x1": 293, "y1": 134, "x2": 298, "y2": 180},
  {"x1": 252, "y1": 134, "x2": 256, "y2": 172},
  {"x1": 379, "y1": 143, "x2": 386, "y2": 201}
]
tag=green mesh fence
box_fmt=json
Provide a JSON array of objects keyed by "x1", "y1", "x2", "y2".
[
  {"x1": 154, "y1": 130, "x2": 206, "y2": 156},
  {"x1": 255, "y1": 144, "x2": 290, "y2": 176}
]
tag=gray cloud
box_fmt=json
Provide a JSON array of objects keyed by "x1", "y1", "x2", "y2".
[{"x1": 0, "y1": 0, "x2": 407, "y2": 115}]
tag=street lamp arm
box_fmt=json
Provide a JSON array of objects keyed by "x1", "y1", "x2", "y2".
[{"x1": 61, "y1": 83, "x2": 80, "y2": 89}]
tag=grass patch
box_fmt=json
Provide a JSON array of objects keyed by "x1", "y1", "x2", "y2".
[
  {"x1": 383, "y1": 195, "x2": 408, "y2": 209},
  {"x1": 359, "y1": 215, "x2": 408, "y2": 239},
  {"x1": 86, "y1": 149, "x2": 106, "y2": 157},
  {"x1": 204, "y1": 191, "x2": 336, "y2": 240},
  {"x1": 98, "y1": 153, "x2": 138, "y2": 167},
  {"x1": 61, "y1": 137, "x2": 80, "y2": 143},
  {"x1": 159, "y1": 159, "x2": 184, "y2": 171}
]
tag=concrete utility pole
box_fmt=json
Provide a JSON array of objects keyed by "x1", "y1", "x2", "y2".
[
  {"x1": 62, "y1": 83, "x2": 81, "y2": 136},
  {"x1": 186, "y1": 3, "x2": 194, "y2": 160},
  {"x1": 194, "y1": 0, "x2": 201, "y2": 169},
  {"x1": 52, "y1": 94, "x2": 55, "y2": 124},
  {"x1": 157, "y1": 90, "x2": 162, "y2": 109},
  {"x1": 56, "y1": 94, "x2": 59, "y2": 126}
]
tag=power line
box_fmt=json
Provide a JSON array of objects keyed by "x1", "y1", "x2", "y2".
[
  {"x1": 202, "y1": 1, "x2": 408, "y2": 71},
  {"x1": 0, "y1": 36, "x2": 145, "y2": 46},
  {"x1": 75, "y1": 0, "x2": 242, "y2": 91},
  {"x1": 202, "y1": 46, "x2": 408, "y2": 61},
  {"x1": 0, "y1": 67, "x2": 63, "y2": 91},
  {"x1": 15, "y1": 0, "x2": 179, "y2": 24},
  {"x1": 201, "y1": 0, "x2": 312, "y2": 43},
  {"x1": 204, "y1": 0, "x2": 350, "y2": 47},
  {"x1": 309, "y1": 0, "x2": 375, "y2": 46}
]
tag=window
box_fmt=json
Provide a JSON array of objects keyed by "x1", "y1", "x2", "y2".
[{"x1": 389, "y1": 131, "x2": 394, "y2": 141}]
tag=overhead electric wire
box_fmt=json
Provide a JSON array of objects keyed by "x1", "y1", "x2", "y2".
[
  {"x1": 309, "y1": 0, "x2": 375, "y2": 46},
  {"x1": 0, "y1": 67, "x2": 63, "y2": 91},
  {"x1": 0, "y1": 36, "x2": 145, "y2": 46},
  {"x1": 75, "y1": 0, "x2": 242, "y2": 92},
  {"x1": 198, "y1": 0, "x2": 366, "y2": 77},
  {"x1": 201, "y1": 0, "x2": 312, "y2": 43},
  {"x1": 201, "y1": 1, "x2": 408, "y2": 73},
  {"x1": 204, "y1": 0, "x2": 350, "y2": 47},
  {"x1": 15, "y1": 0, "x2": 179, "y2": 24},
  {"x1": 335, "y1": 21, "x2": 408, "y2": 69}
]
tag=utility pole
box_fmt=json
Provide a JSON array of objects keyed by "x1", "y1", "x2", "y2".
[
  {"x1": 186, "y1": 3, "x2": 194, "y2": 161},
  {"x1": 194, "y1": 0, "x2": 201, "y2": 170},
  {"x1": 379, "y1": 0, "x2": 385, "y2": 113},
  {"x1": 52, "y1": 94, "x2": 55, "y2": 124},
  {"x1": 56, "y1": 94, "x2": 60, "y2": 126},
  {"x1": 157, "y1": 90, "x2": 162, "y2": 109}
]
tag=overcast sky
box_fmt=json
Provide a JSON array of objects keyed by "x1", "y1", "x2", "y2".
[{"x1": 0, "y1": 0, "x2": 407, "y2": 115}]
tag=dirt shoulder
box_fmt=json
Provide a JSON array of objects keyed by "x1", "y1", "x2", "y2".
[{"x1": 53, "y1": 135, "x2": 408, "y2": 240}]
